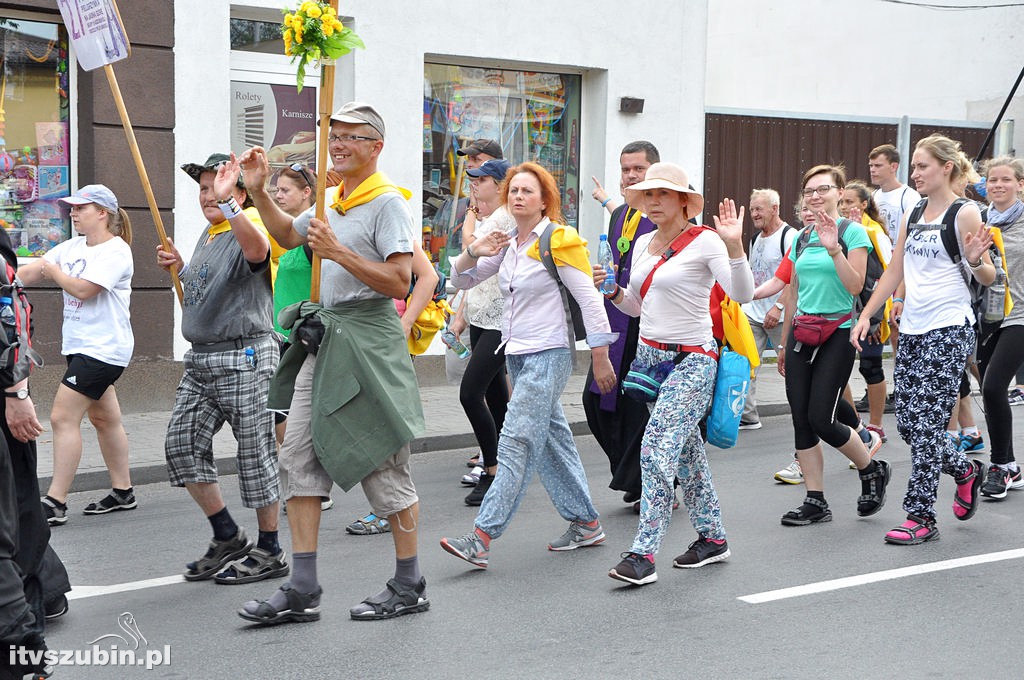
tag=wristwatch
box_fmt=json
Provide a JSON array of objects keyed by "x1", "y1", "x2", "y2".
[
  {"x1": 774, "y1": 301, "x2": 784, "y2": 311},
  {"x1": 4, "y1": 387, "x2": 29, "y2": 400}
]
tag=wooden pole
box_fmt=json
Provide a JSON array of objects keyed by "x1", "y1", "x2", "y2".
[
  {"x1": 446, "y1": 154, "x2": 466, "y2": 240},
  {"x1": 309, "y1": 0, "x2": 340, "y2": 303},
  {"x1": 103, "y1": 64, "x2": 183, "y2": 304}
]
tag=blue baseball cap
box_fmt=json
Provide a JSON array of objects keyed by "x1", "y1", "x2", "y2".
[
  {"x1": 59, "y1": 184, "x2": 119, "y2": 212},
  {"x1": 466, "y1": 159, "x2": 512, "y2": 182}
]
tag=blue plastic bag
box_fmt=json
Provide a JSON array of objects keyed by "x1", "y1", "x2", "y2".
[{"x1": 706, "y1": 348, "x2": 750, "y2": 449}]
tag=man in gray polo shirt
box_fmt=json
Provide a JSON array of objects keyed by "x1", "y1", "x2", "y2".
[
  {"x1": 157, "y1": 153, "x2": 287, "y2": 588},
  {"x1": 237, "y1": 102, "x2": 428, "y2": 625}
]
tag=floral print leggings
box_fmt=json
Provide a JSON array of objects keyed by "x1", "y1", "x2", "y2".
[
  {"x1": 630, "y1": 345, "x2": 724, "y2": 556},
  {"x1": 894, "y1": 322, "x2": 974, "y2": 519}
]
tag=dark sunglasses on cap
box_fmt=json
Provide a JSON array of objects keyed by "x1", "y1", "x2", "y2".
[{"x1": 290, "y1": 163, "x2": 314, "y2": 189}]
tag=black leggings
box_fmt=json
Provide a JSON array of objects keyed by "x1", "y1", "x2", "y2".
[
  {"x1": 977, "y1": 324, "x2": 1024, "y2": 465},
  {"x1": 785, "y1": 327, "x2": 857, "y2": 450},
  {"x1": 459, "y1": 326, "x2": 508, "y2": 468}
]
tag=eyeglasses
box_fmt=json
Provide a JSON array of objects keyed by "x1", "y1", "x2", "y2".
[
  {"x1": 290, "y1": 163, "x2": 314, "y2": 189},
  {"x1": 801, "y1": 184, "x2": 837, "y2": 197},
  {"x1": 327, "y1": 134, "x2": 380, "y2": 144}
]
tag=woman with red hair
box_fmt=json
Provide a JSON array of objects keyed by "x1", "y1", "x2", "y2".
[{"x1": 440, "y1": 162, "x2": 617, "y2": 570}]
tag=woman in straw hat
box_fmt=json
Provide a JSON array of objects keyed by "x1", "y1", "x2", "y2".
[{"x1": 600, "y1": 162, "x2": 753, "y2": 586}]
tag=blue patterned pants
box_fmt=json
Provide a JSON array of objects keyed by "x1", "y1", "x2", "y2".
[
  {"x1": 630, "y1": 345, "x2": 724, "y2": 556},
  {"x1": 475, "y1": 348, "x2": 599, "y2": 539},
  {"x1": 894, "y1": 323, "x2": 974, "y2": 519}
]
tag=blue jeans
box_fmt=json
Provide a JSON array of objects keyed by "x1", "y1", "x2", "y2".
[{"x1": 475, "y1": 348, "x2": 599, "y2": 539}]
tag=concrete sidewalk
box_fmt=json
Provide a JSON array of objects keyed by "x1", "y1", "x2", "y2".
[{"x1": 35, "y1": 356, "x2": 893, "y2": 494}]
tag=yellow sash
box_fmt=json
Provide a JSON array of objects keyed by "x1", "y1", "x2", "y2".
[
  {"x1": 329, "y1": 171, "x2": 412, "y2": 215},
  {"x1": 527, "y1": 224, "x2": 592, "y2": 276},
  {"x1": 207, "y1": 206, "x2": 287, "y2": 286}
]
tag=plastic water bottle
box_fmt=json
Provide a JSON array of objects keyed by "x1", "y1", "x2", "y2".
[
  {"x1": 441, "y1": 329, "x2": 470, "y2": 359},
  {"x1": 597, "y1": 234, "x2": 617, "y2": 295},
  {"x1": 244, "y1": 346, "x2": 256, "y2": 368},
  {"x1": 983, "y1": 255, "x2": 1007, "y2": 324},
  {"x1": 0, "y1": 296, "x2": 15, "y2": 345}
]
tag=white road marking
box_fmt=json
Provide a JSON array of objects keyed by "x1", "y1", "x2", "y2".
[
  {"x1": 739, "y1": 548, "x2": 1024, "y2": 604},
  {"x1": 68, "y1": 575, "x2": 185, "y2": 600}
]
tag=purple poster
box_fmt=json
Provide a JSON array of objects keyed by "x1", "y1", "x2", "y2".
[{"x1": 230, "y1": 81, "x2": 316, "y2": 175}]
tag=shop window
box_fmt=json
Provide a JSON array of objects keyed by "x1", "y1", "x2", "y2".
[
  {"x1": 0, "y1": 17, "x2": 71, "y2": 257},
  {"x1": 230, "y1": 17, "x2": 283, "y2": 55},
  {"x1": 423, "y1": 63, "x2": 581, "y2": 270}
]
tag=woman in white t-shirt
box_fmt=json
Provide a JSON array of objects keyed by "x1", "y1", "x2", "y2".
[
  {"x1": 18, "y1": 184, "x2": 135, "y2": 526},
  {"x1": 449, "y1": 159, "x2": 515, "y2": 503},
  {"x1": 853, "y1": 135, "x2": 993, "y2": 545},
  {"x1": 598, "y1": 162, "x2": 753, "y2": 586}
]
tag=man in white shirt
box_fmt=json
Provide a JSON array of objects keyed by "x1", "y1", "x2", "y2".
[
  {"x1": 740, "y1": 188, "x2": 794, "y2": 429},
  {"x1": 869, "y1": 144, "x2": 921, "y2": 246}
]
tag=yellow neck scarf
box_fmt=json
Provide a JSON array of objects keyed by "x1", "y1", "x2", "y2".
[
  {"x1": 622, "y1": 208, "x2": 643, "y2": 242},
  {"x1": 207, "y1": 206, "x2": 266, "y2": 236},
  {"x1": 329, "y1": 171, "x2": 412, "y2": 214},
  {"x1": 527, "y1": 222, "x2": 593, "y2": 276}
]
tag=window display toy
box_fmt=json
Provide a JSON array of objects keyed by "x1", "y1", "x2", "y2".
[{"x1": 12, "y1": 165, "x2": 37, "y2": 203}]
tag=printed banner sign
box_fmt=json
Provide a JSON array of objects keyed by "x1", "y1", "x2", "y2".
[{"x1": 56, "y1": 0, "x2": 131, "y2": 71}]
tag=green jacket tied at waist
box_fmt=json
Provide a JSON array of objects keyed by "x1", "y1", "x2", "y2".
[{"x1": 269, "y1": 297, "x2": 425, "y2": 492}]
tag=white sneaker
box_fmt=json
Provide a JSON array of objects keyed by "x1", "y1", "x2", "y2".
[
  {"x1": 774, "y1": 459, "x2": 803, "y2": 484},
  {"x1": 461, "y1": 465, "x2": 483, "y2": 486},
  {"x1": 320, "y1": 497, "x2": 334, "y2": 512},
  {"x1": 850, "y1": 428, "x2": 884, "y2": 468}
]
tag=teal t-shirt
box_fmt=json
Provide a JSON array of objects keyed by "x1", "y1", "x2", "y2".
[
  {"x1": 790, "y1": 220, "x2": 872, "y2": 327},
  {"x1": 273, "y1": 246, "x2": 313, "y2": 337}
]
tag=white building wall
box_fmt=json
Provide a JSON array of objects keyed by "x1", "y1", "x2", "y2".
[
  {"x1": 706, "y1": 0, "x2": 1024, "y2": 154},
  {"x1": 174, "y1": 0, "x2": 710, "y2": 357}
]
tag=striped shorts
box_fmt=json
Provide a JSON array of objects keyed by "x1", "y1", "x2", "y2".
[{"x1": 164, "y1": 335, "x2": 279, "y2": 508}]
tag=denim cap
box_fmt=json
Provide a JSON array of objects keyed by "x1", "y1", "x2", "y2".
[
  {"x1": 466, "y1": 159, "x2": 512, "y2": 182},
  {"x1": 59, "y1": 184, "x2": 118, "y2": 212}
]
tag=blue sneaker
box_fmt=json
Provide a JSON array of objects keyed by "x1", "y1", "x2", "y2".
[{"x1": 959, "y1": 433, "x2": 985, "y2": 453}]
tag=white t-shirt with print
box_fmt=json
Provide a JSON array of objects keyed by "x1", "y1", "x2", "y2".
[
  {"x1": 742, "y1": 223, "x2": 795, "y2": 325},
  {"x1": 43, "y1": 235, "x2": 134, "y2": 366},
  {"x1": 900, "y1": 205, "x2": 973, "y2": 335},
  {"x1": 874, "y1": 184, "x2": 921, "y2": 244}
]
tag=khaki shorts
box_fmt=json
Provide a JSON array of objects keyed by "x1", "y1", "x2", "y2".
[{"x1": 279, "y1": 354, "x2": 418, "y2": 517}]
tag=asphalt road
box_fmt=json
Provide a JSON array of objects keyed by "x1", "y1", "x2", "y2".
[{"x1": 41, "y1": 408, "x2": 1024, "y2": 679}]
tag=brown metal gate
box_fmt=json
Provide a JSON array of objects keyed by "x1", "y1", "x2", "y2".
[{"x1": 703, "y1": 113, "x2": 991, "y2": 238}]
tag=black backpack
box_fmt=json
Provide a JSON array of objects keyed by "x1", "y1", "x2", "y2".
[
  {"x1": 905, "y1": 198, "x2": 1005, "y2": 342},
  {"x1": 750, "y1": 223, "x2": 793, "y2": 260},
  {"x1": 0, "y1": 261, "x2": 42, "y2": 387},
  {"x1": 538, "y1": 222, "x2": 587, "y2": 346},
  {"x1": 794, "y1": 218, "x2": 886, "y2": 333}
]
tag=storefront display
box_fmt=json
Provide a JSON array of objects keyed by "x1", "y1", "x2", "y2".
[
  {"x1": 230, "y1": 80, "x2": 317, "y2": 185},
  {"x1": 423, "y1": 63, "x2": 581, "y2": 271},
  {"x1": 0, "y1": 17, "x2": 71, "y2": 257}
]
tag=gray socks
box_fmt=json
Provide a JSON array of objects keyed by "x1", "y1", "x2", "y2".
[
  {"x1": 395, "y1": 556, "x2": 421, "y2": 587},
  {"x1": 268, "y1": 551, "x2": 317, "y2": 610}
]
